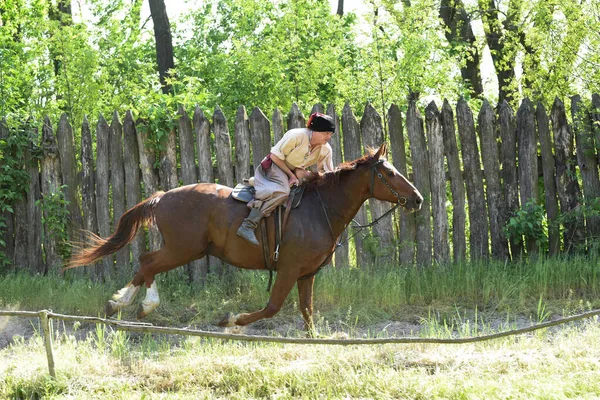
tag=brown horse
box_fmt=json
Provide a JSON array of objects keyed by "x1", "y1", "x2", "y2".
[{"x1": 67, "y1": 143, "x2": 422, "y2": 331}]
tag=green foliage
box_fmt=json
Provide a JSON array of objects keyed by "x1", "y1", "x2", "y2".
[
  {"x1": 505, "y1": 199, "x2": 548, "y2": 249},
  {"x1": 0, "y1": 123, "x2": 33, "y2": 268},
  {"x1": 36, "y1": 186, "x2": 71, "y2": 260}
]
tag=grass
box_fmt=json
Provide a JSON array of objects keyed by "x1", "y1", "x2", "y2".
[
  {"x1": 1, "y1": 318, "x2": 600, "y2": 398},
  {"x1": 1, "y1": 255, "x2": 600, "y2": 398}
]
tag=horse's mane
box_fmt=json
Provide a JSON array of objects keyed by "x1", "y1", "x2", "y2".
[{"x1": 302, "y1": 150, "x2": 376, "y2": 192}]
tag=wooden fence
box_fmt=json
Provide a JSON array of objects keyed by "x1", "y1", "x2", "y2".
[{"x1": 1, "y1": 96, "x2": 599, "y2": 281}]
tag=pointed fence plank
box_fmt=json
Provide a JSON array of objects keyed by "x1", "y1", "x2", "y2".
[
  {"x1": 95, "y1": 114, "x2": 113, "y2": 278},
  {"x1": 341, "y1": 103, "x2": 368, "y2": 265},
  {"x1": 272, "y1": 108, "x2": 284, "y2": 146},
  {"x1": 551, "y1": 98, "x2": 582, "y2": 252},
  {"x1": 25, "y1": 122, "x2": 43, "y2": 274},
  {"x1": 249, "y1": 107, "x2": 271, "y2": 175},
  {"x1": 56, "y1": 114, "x2": 83, "y2": 245},
  {"x1": 287, "y1": 103, "x2": 305, "y2": 130},
  {"x1": 406, "y1": 98, "x2": 432, "y2": 267},
  {"x1": 361, "y1": 103, "x2": 394, "y2": 263},
  {"x1": 498, "y1": 100, "x2": 523, "y2": 258},
  {"x1": 178, "y1": 106, "x2": 198, "y2": 186},
  {"x1": 136, "y1": 117, "x2": 163, "y2": 256},
  {"x1": 517, "y1": 99, "x2": 539, "y2": 254},
  {"x1": 109, "y1": 112, "x2": 128, "y2": 273},
  {"x1": 389, "y1": 104, "x2": 415, "y2": 265},
  {"x1": 456, "y1": 98, "x2": 488, "y2": 260},
  {"x1": 124, "y1": 111, "x2": 145, "y2": 275},
  {"x1": 536, "y1": 102, "x2": 560, "y2": 256},
  {"x1": 195, "y1": 106, "x2": 214, "y2": 183},
  {"x1": 441, "y1": 100, "x2": 466, "y2": 262},
  {"x1": 425, "y1": 101, "x2": 449, "y2": 264},
  {"x1": 81, "y1": 116, "x2": 98, "y2": 246},
  {"x1": 478, "y1": 100, "x2": 508, "y2": 260},
  {"x1": 571, "y1": 95, "x2": 600, "y2": 242},
  {"x1": 235, "y1": 106, "x2": 252, "y2": 184},
  {"x1": 326, "y1": 104, "x2": 348, "y2": 268}
]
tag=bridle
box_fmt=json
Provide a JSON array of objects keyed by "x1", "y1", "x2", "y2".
[
  {"x1": 303, "y1": 159, "x2": 409, "y2": 281},
  {"x1": 368, "y1": 158, "x2": 408, "y2": 206}
]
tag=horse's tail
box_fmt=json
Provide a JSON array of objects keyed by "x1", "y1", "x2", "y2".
[{"x1": 65, "y1": 191, "x2": 166, "y2": 270}]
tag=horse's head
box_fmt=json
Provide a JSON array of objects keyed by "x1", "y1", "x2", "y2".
[{"x1": 367, "y1": 143, "x2": 423, "y2": 212}]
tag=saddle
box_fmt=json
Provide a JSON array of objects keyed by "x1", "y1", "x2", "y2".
[
  {"x1": 232, "y1": 180, "x2": 306, "y2": 290},
  {"x1": 232, "y1": 181, "x2": 305, "y2": 209}
]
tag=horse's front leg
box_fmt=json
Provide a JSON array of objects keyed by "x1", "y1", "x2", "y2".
[
  {"x1": 218, "y1": 268, "x2": 298, "y2": 327},
  {"x1": 297, "y1": 275, "x2": 316, "y2": 336}
]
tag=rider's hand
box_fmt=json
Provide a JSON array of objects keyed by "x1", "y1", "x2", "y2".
[{"x1": 289, "y1": 175, "x2": 299, "y2": 187}]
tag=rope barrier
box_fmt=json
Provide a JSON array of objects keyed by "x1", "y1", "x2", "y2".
[{"x1": 1, "y1": 308, "x2": 599, "y2": 377}]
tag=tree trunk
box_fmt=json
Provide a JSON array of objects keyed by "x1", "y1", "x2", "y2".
[
  {"x1": 148, "y1": 0, "x2": 175, "y2": 94},
  {"x1": 337, "y1": 0, "x2": 344, "y2": 16}
]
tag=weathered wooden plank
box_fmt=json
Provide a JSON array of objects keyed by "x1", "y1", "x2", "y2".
[
  {"x1": 272, "y1": 108, "x2": 284, "y2": 146},
  {"x1": 341, "y1": 102, "x2": 368, "y2": 265},
  {"x1": 95, "y1": 114, "x2": 113, "y2": 278},
  {"x1": 158, "y1": 126, "x2": 179, "y2": 191},
  {"x1": 478, "y1": 99, "x2": 508, "y2": 260},
  {"x1": 193, "y1": 106, "x2": 212, "y2": 280},
  {"x1": 0, "y1": 119, "x2": 15, "y2": 265},
  {"x1": 456, "y1": 98, "x2": 489, "y2": 260},
  {"x1": 81, "y1": 115, "x2": 99, "y2": 275},
  {"x1": 441, "y1": 100, "x2": 466, "y2": 262},
  {"x1": 326, "y1": 104, "x2": 348, "y2": 268},
  {"x1": 551, "y1": 97, "x2": 582, "y2": 253},
  {"x1": 213, "y1": 106, "x2": 235, "y2": 275},
  {"x1": 109, "y1": 112, "x2": 128, "y2": 272},
  {"x1": 498, "y1": 100, "x2": 523, "y2": 258},
  {"x1": 360, "y1": 103, "x2": 394, "y2": 263},
  {"x1": 517, "y1": 98, "x2": 539, "y2": 254},
  {"x1": 571, "y1": 95, "x2": 600, "y2": 243},
  {"x1": 326, "y1": 104, "x2": 343, "y2": 167},
  {"x1": 56, "y1": 114, "x2": 83, "y2": 245},
  {"x1": 234, "y1": 106, "x2": 252, "y2": 184},
  {"x1": 195, "y1": 106, "x2": 214, "y2": 183},
  {"x1": 178, "y1": 106, "x2": 198, "y2": 186},
  {"x1": 425, "y1": 101, "x2": 449, "y2": 264},
  {"x1": 389, "y1": 104, "x2": 415, "y2": 265},
  {"x1": 135, "y1": 117, "x2": 162, "y2": 255},
  {"x1": 406, "y1": 97, "x2": 432, "y2": 267},
  {"x1": 81, "y1": 115, "x2": 98, "y2": 240},
  {"x1": 249, "y1": 107, "x2": 271, "y2": 174},
  {"x1": 287, "y1": 103, "x2": 305, "y2": 130},
  {"x1": 536, "y1": 102, "x2": 560, "y2": 256},
  {"x1": 123, "y1": 111, "x2": 145, "y2": 275},
  {"x1": 214, "y1": 106, "x2": 234, "y2": 187},
  {"x1": 25, "y1": 122, "x2": 43, "y2": 273},
  {"x1": 311, "y1": 103, "x2": 324, "y2": 114}
]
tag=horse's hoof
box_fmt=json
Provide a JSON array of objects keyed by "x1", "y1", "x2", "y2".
[
  {"x1": 136, "y1": 304, "x2": 148, "y2": 320},
  {"x1": 105, "y1": 300, "x2": 119, "y2": 317},
  {"x1": 217, "y1": 312, "x2": 237, "y2": 327}
]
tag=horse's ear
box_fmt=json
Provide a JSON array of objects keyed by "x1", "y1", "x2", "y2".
[{"x1": 375, "y1": 143, "x2": 388, "y2": 159}]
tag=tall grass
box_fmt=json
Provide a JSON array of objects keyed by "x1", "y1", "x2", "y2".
[{"x1": 1, "y1": 255, "x2": 598, "y2": 325}]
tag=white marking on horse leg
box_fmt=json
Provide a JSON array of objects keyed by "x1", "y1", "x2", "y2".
[
  {"x1": 140, "y1": 281, "x2": 160, "y2": 316},
  {"x1": 112, "y1": 284, "x2": 140, "y2": 307}
]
